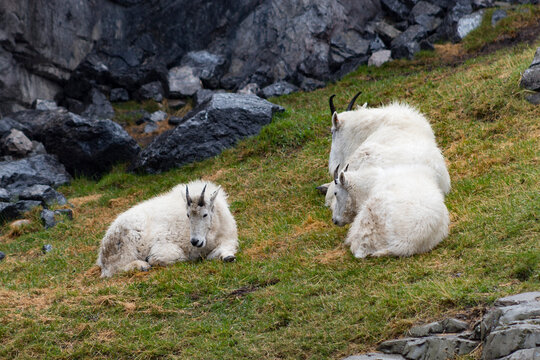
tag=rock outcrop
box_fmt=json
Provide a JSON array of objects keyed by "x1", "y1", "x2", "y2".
[
  {"x1": 521, "y1": 47, "x2": 540, "y2": 104},
  {"x1": 131, "y1": 93, "x2": 284, "y2": 173}
]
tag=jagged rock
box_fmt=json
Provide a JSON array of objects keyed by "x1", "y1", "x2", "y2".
[
  {"x1": 298, "y1": 76, "x2": 326, "y2": 92},
  {"x1": 438, "y1": 0, "x2": 474, "y2": 41},
  {"x1": 16, "y1": 184, "x2": 67, "y2": 208},
  {"x1": 238, "y1": 83, "x2": 261, "y2": 95},
  {"x1": 343, "y1": 354, "x2": 406, "y2": 359},
  {"x1": 375, "y1": 21, "x2": 401, "y2": 44},
  {"x1": 368, "y1": 50, "x2": 392, "y2": 67},
  {"x1": 110, "y1": 88, "x2": 130, "y2": 102},
  {"x1": 411, "y1": 1, "x2": 443, "y2": 19},
  {"x1": 381, "y1": 0, "x2": 411, "y2": 21},
  {"x1": 473, "y1": 0, "x2": 494, "y2": 8},
  {"x1": 41, "y1": 210, "x2": 56, "y2": 229},
  {"x1": 81, "y1": 88, "x2": 115, "y2": 119},
  {"x1": 14, "y1": 200, "x2": 42, "y2": 214},
  {"x1": 409, "y1": 322, "x2": 445, "y2": 337},
  {"x1": 0, "y1": 117, "x2": 31, "y2": 138},
  {"x1": 168, "y1": 116, "x2": 183, "y2": 125},
  {"x1": 456, "y1": 10, "x2": 485, "y2": 39},
  {"x1": 483, "y1": 323, "x2": 540, "y2": 359},
  {"x1": 526, "y1": 92, "x2": 540, "y2": 105},
  {"x1": 181, "y1": 51, "x2": 227, "y2": 89},
  {"x1": 138, "y1": 81, "x2": 165, "y2": 102},
  {"x1": 330, "y1": 30, "x2": 371, "y2": 69},
  {"x1": 260, "y1": 81, "x2": 299, "y2": 98},
  {"x1": 194, "y1": 89, "x2": 216, "y2": 107},
  {"x1": 30, "y1": 141, "x2": 47, "y2": 156},
  {"x1": 131, "y1": 93, "x2": 284, "y2": 173},
  {"x1": 442, "y1": 318, "x2": 469, "y2": 333},
  {"x1": 149, "y1": 110, "x2": 167, "y2": 122},
  {"x1": 491, "y1": 9, "x2": 507, "y2": 26},
  {"x1": 0, "y1": 154, "x2": 71, "y2": 190},
  {"x1": 0, "y1": 188, "x2": 9, "y2": 202},
  {"x1": 378, "y1": 335, "x2": 478, "y2": 359},
  {"x1": 0, "y1": 202, "x2": 19, "y2": 221},
  {"x1": 11, "y1": 110, "x2": 140, "y2": 177},
  {"x1": 494, "y1": 292, "x2": 540, "y2": 307},
  {"x1": 167, "y1": 66, "x2": 202, "y2": 98},
  {"x1": 144, "y1": 122, "x2": 159, "y2": 133},
  {"x1": 391, "y1": 25, "x2": 428, "y2": 59},
  {"x1": 41, "y1": 243, "x2": 53, "y2": 252},
  {"x1": 497, "y1": 348, "x2": 540, "y2": 359},
  {"x1": 1, "y1": 129, "x2": 33, "y2": 157},
  {"x1": 415, "y1": 15, "x2": 443, "y2": 32},
  {"x1": 520, "y1": 48, "x2": 540, "y2": 91},
  {"x1": 32, "y1": 99, "x2": 59, "y2": 111},
  {"x1": 370, "y1": 36, "x2": 387, "y2": 52}
]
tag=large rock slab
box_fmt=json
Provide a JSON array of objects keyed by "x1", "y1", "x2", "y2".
[
  {"x1": 378, "y1": 335, "x2": 479, "y2": 360},
  {"x1": 456, "y1": 10, "x2": 485, "y2": 40},
  {"x1": 0, "y1": 154, "x2": 71, "y2": 190},
  {"x1": 131, "y1": 93, "x2": 284, "y2": 173},
  {"x1": 10, "y1": 110, "x2": 140, "y2": 177},
  {"x1": 181, "y1": 51, "x2": 227, "y2": 89},
  {"x1": 521, "y1": 47, "x2": 540, "y2": 92},
  {"x1": 167, "y1": 66, "x2": 203, "y2": 98},
  {"x1": 483, "y1": 323, "x2": 540, "y2": 359},
  {"x1": 497, "y1": 348, "x2": 540, "y2": 359}
]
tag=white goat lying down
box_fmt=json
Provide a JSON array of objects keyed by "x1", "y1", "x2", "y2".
[
  {"x1": 332, "y1": 165, "x2": 449, "y2": 258},
  {"x1": 319, "y1": 93, "x2": 450, "y2": 199},
  {"x1": 97, "y1": 180, "x2": 238, "y2": 278}
]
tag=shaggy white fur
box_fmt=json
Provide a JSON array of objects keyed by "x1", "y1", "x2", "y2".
[
  {"x1": 97, "y1": 180, "x2": 238, "y2": 277},
  {"x1": 332, "y1": 165, "x2": 449, "y2": 258}
]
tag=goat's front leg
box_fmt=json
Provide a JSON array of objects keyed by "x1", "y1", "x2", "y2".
[
  {"x1": 147, "y1": 243, "x2": 187, "y2": 267},
  {"x1": 207, "y1": 241, "x2": 238, "y2": 262}
]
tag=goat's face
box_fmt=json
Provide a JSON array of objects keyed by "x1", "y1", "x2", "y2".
[
  {"x1": 185, "y1": 185, "x2": 221, "y2": 248},
  {"x1": 331, "y1": 167, "x2": 356, "y2": 226}
]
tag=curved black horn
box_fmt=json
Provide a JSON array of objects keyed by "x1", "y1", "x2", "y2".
[
  {"x1": 346, "y1": 91, "x2": 362, "y2": 111},
  {"x1": 344, "y1": 164, "x2": 349, "y2": 172},
  {"x1": 186, "y1": 186, "x2": 192, "y2": 206},
  {"x1": 333, "y1": 164, "x2": 340, "y2": 184},
  {"x1": 329, "y1": 94, "x2": 336, "y2": 116},
  {"x1": 198, "y1": 184, "x2": 207, "y2": 206}
]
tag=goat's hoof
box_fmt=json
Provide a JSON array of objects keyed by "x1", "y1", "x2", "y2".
[{"x1": 223, "y1": 255, "x2": 236, "y2": 263}]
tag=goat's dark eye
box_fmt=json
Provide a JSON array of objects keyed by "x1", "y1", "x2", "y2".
[
  {"x1": 203, "y1": 214, "x2": 208, "y2": 218},
  {"x1": 334, "y1": 192, "x2": 337, "y2": 196},
  {"x1": 187, "y1": 214, "x2": 190, "y2": 218}
]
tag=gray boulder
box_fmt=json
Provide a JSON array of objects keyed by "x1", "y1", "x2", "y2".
[
  {"x1": 483, "y1": 323, "x2": 540, "y2": 359},
  {"x1": 0, "y1": 154, "x2": 71, "y2": 190},
  {"x1": 32, "y1": 99, "x2": 59, "y2": 111},
  {"x1": 374, "y1": 21, "x2": 403, "y2": 44},
  {"x1": 237, "y1": 83, "x2": 261, "y2": 96},
  {"x1": 149, "y1": 110, "x2": 167, "y2": 122},
  {"x1": 1, "y1": 129, "x2": 34, "y2": 157},
  {"x1": 14, "y1": 200, "x2": 42, "y2": 214},
  {"x1": 0, "y1": 117, "x2": 31, "y2": 139},
  {"x1": 0, "y1": 188, "x2": 9, "y2": 202},
  {"x1": 40, "y1": 208, "x2": 73, "y2": 229},
  {"x1": 181, "y1": 51, "x2": 227, "y2": 89},
  {"x1": 497, "y1": 348, "x2": 540, "y2": 359},
  {"x1": 131, "y1": 93, "x2": 284, "y2": 173},
  {"x1": 16, "y1": 184, "x2": 67, "y2": 208},
  {"x1": 378, "y1": 335, "x2": 479, "y2": 359},
  {"x1": 368, "y1": 50, "x2": 392, "y2": 67},
  {"x1": 81, "y1": 88, "x2": 115, "y2": 120},
  {"x1": 343, "y1": 354, "x2": 405, "y2": 359},
  {"x1": 491, "y1": 9, "x2": 507, "y2": 26},
  {"x1": 110, "y1": 88, "x2": 130, "y2": 102},
  {"x1": 521, "y1": 47, "x2": 540, "y2": 92},
  {"x1": 138, "y1": 81, "x2": 165, "y2": 102},
  {"x1": 456, "y1": 10, "x2": 485, "y2": 40},
  {"x1": 260, "y1": 81, "x2": 299, "y2": 98},
  {"x1": 10, "y1": 110, "x2": 140, "y2": 177},
  {"x1": 194, "y1": 89, "x2": 216, "y2": 107},
  {"x1": 381, "y1": 0, "x2": 411, "y2": 21},
  {"x1": 0, "y1": 202, "x2": 19, "y2": 221},
  {"x1": 391, "y1": 25, "x2": 428, "y2": 59},
  {"x1": 167, "y1": 66, "x2": 202, "y2": 98}
]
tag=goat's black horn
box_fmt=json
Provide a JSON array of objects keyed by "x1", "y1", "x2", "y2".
[
  {"x1": 344, "y1": 164, "x2": 349, "y2": 172},
  {"x1": 198, "y1": 184, "x2": 207, "y2": 206},
  {"x1": 186, "y1": 186, "x2": 192, "y2": 206},
  {"x1": 333, "y1": 164, "x2": 340, "y2": 184},
  {"x1": 346, "y1": 91, "x2": 362, "y2": 111},
  {"x1": 329, "y1": 94, "x2": 336, "y2": 117}
]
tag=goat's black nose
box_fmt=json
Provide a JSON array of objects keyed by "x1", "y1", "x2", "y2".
[
  {"x1": 191, "y1": 238, "x2": 199, "y2": 246},
  {"x1": 333, "y1": 219, "x2": 338, "y2": 225}
]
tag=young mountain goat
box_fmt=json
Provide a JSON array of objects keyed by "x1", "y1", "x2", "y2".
[
  {"x1": 332, "y1": 165, "x2": 449, "y2": 258},
  {"x1": 318, "y1": 94, "x2": 450, "y2": 198},
  {"x1": 97, "y1": 180, "x2": 238, "y2": 277}
]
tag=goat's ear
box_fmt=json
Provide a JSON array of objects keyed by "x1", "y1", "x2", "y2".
[
  {"x1": 209, "y1": 186, "x2": 221, "y2": 207},
  {"x1": 332, "y1": 112, "x2": 340, "y2": 129},
  {"x1": 361, "y1": 102, "x2": 368, "y2": 109},
  {"x1": 339, "y1": 171, "x2": 347, "y2": 186}
]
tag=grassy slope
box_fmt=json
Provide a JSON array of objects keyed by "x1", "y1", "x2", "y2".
[{"x1": 1, "y1": 11, "x2": 539, "y2": 360}]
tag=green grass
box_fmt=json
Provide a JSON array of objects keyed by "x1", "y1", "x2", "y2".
[{"x1": 1, "y1": 33, "x2": 539, "y2": 359}]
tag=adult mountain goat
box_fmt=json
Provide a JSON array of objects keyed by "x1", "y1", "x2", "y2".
[
  {"x1": 97, "y1": 180, "x2": 238, "y2": 278},
  {"x1": 332, "y1": 165, "x2": 449, "y2": 258},
  {"x1": 321, "y1": 93, "x2": 451, "y2": 207}
]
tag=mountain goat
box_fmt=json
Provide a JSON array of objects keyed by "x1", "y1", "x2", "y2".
[
  {"x1": 319, "y1": 93, "x2": 450, "y2": 205},
  {"x1": 97, "y1": 180, "x2": 238, "y2": 278},
  {"x1": 332, "y1": 165, "x2": 449, "y2": 258}
]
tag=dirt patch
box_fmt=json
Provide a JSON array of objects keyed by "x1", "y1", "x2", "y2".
[
  {"x1": 227, "y1": 278, "x2": 280, "y2": 298},
  {"x1": 70, "y1": 194, "x2": 103, "y2": 207},
  {"x1": 314, "y1": 246, "x2": 348, "y2": 264}
]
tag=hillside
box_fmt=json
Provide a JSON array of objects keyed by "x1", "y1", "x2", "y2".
[{"x1": 1, "y1": 13, "x2": 539, "y2": 360}]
